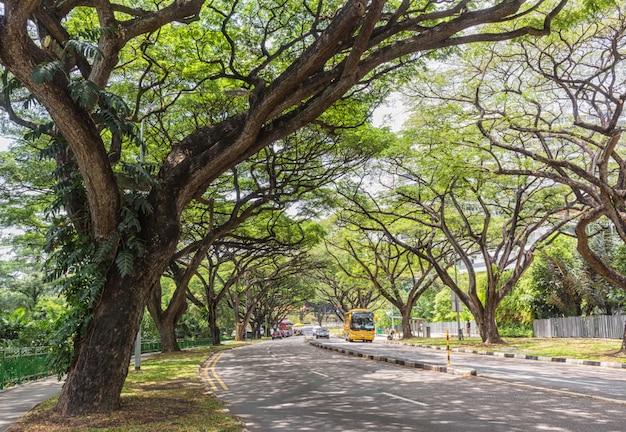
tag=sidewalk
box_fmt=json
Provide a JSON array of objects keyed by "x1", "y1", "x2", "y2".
[{"x1": 0, "y1": 376, "x2": 64, "y2": 432}]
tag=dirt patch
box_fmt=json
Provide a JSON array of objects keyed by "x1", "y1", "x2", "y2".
[{"x1": 8, "y1": 390, "x2": 207, "y2": 431}]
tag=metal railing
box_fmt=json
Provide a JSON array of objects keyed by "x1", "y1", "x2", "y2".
[
  {"x1": 1, "y1": 338, "x2": 221, "y2": 391},
  {"x1": 139, "y1": 338, "x2": 218, "y2": 353},
  {"x1": 0, "y1": 346, "x2": 54, "y2": 391}
]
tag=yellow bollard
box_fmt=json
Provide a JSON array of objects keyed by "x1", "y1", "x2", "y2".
[{"x1": 446, "y1": 329, "x2": 450, "y2": 365}]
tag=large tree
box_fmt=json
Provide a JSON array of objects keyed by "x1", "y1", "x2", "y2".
[
  {"x1": 316, "y1": 226, "x2": 382, "y2": 314},
  {"x1": 223, "y1": 235, "x2": 315, "y2": 341},
  {"x1": 0, "y1": 0, "x2": 569, "y2": 415},
  {"x1": 473, "y1": 5, "x2": 626, "y2": 293},
  {"x1": 147, "y1": 124, "x2": 383, "y2": 350},
  {"x1": 326, "y1": 219, "x2": 437, "y2": 338},
  {"x1": 342, "y1": 145, "x2": 577, "y2": 343}
]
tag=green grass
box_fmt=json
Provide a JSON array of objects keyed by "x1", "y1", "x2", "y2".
[
  {"x1": 8, "y1": 345, "x2": 248, "y2": 432},
  {"x1": 403, "y1": 337, "x2": 626, "y2": 363}
]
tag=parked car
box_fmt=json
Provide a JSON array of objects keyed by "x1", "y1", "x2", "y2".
[
  {"x1": 314, "y1": 326, "x2": 329, "y2": 339},
  {"x1": 271, "y1": 329, "x2": 288, "y2": 339}
]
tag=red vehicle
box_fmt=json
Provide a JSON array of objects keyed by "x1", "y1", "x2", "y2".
[{"x1": 272, "y1": 319, "x2": 293, "y2": 339}]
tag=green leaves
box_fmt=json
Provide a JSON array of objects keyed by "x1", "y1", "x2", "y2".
[
  {"x1": 31, "y1": 61, "x2": 64, "y2": 84},
  {"x1": 96, "y1": 92, "x2": 137, "y2": 139},
  {"x1": 63, "y1": 39, "x2": 103, "y2": 62},
  {"x1": 68, "y1": 80, "x2": 100, "y2": 110},
  {"x1": 115, "y1": 250, "x2": 135, "y2": 278},
  {"x1": 32, "y1": 37, "x2": 103, "y2": 85}
]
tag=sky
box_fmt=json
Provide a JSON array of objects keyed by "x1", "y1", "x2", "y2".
[
  {"x1": 372, "y1": 92, "x2": 411, "y2": 132},
  {"x1": 0, "y1": 135, "x2": 11, "y2": 152}
]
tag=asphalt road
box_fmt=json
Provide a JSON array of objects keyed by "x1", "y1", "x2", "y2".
[
  {"x1": 206, "y1": 336, "x2": 626, "y2": 431},
  {"x1": 330, "y1": 337, "x2": 626, "y2": 402}
]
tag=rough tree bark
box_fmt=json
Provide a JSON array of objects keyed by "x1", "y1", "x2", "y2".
[{"x1": 399, "y1": 307, "x2": 414, "y2": 339}]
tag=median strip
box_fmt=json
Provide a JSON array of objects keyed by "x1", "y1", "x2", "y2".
[
  {"x1": 395, "y1": 341, "x2": 626, "y2": 370},
  {"x1": 307, "y1": 339, "x2": 476, "y2": 377}
]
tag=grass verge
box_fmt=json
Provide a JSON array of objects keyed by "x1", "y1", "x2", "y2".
[
  {"x1": 8, "y1": 344, "x2": 247, "y2": 432},
  {"x1": 402, "y1": 337, "x2": 626, "y2": 363}
]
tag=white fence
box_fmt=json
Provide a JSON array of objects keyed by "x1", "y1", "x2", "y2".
[
  {"x1": 422, "y1": 321, "x2": 474, "y2": 338},
  {"x1": 420, "y1": 316, "x2": 625, "y2": 339},
  {"x1": 533, "y1": 315, "x2": 626, "y2": 339}
]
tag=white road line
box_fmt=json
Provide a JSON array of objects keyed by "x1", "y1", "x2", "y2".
[
  {"x1": 480, "y1": 376, "x2": 626, "y2": 406},
  {"x1": 311, "y1": 371, "x2": 330, "y2": 378},
  {"x1": 382, "y1": 392, "x2": 428, "y2": 407}
]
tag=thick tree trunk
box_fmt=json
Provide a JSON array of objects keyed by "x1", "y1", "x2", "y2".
[
  {"x1": 146, "y1": 281, "x2": 186, "y2": 353},
  {"x1": 476, "y1": 312, "x2": 503, "y2": 344},
  {"x1": 621, "y1": 324, "x2": 626, "y2": 353},
  {"x1": 153, "y1": 313, "x2": 181, "y2": 353},
  {"x1": 400, "y1": 307, "x2": 413, "y2": 339},
  {"x1": 54, "y1": 197, "x2": 180, "y2": 415},
  {"x1": 207, "y1": 299, "x2": 221, "y2": 346},
  {"x1": 235, "y1": 322, "x2": 246, "y2": 342},
  {"x1": 250, "y1": 322, "x2": 259, "y2": 339},
  {"x1": 54, "y1": 273, "x2": 150, "y2": 414}
]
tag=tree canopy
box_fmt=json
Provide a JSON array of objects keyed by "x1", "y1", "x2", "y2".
[{"x1": 0, "y1": 0, "x2": 576, "y2": 415}]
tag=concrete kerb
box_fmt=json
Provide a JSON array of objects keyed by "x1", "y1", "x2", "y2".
[
  {"x1": 386, "y1": 340, "x2": 626, "y2": 370},
  {"x1": 307, "y1": 339, "x2": 476, "y2": 377}
]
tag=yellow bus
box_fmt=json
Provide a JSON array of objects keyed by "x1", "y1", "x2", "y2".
[{"x1": 343, "y1": 309, "x2": 375, "y2": 342}]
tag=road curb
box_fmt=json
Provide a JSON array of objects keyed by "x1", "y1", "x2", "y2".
[
  {"x1": 307, "y1": 339, "x2": 476, "y2": 377},
  {"x1": 386, "y1": 341, "x2": 626, "y2": 370}
]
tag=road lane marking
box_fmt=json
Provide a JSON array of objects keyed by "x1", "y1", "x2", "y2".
[
  {"x1": 201, "y1": 365, "x2": 218, "y2": 392},
  {"x1": 382, "y1": 392, "x2": 428, "y2": 406},
  {"x1": 210, "y1": 352, "x2": 229, "y2": 391},
  {"x1": 201, "y1": 352, "x2": 229, "y2": 392},
  {"x1": 311, "y1": 371, "x2": 330, "y2": 378}
]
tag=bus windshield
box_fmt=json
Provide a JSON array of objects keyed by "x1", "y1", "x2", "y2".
[{"x1": 350, "y1": 312, "x2": 374, "y2": 331}]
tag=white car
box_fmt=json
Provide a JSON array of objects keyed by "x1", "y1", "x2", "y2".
[{"x1": 312, "y1": 326, "x2": 330, "y2": 339}]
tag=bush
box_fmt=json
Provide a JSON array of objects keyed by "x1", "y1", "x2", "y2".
[{"x1": 498, "y1": 322, "x2": 533, "y2": 338}]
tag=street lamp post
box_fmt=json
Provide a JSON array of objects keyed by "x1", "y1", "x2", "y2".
[
  {"x1": 134, "y1": 324, "x2": 141, "y2": 371},
  {"x1": 453, "y1": 262, "x2": 463, "y2": 341}
]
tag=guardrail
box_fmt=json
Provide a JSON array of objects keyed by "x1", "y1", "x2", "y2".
[
  {"x1": 1, "y1": 338, "x2": 224, "y2": 391},
  {"x1": 0, "y1": 346, "x2": 54, "y2": 391}
]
